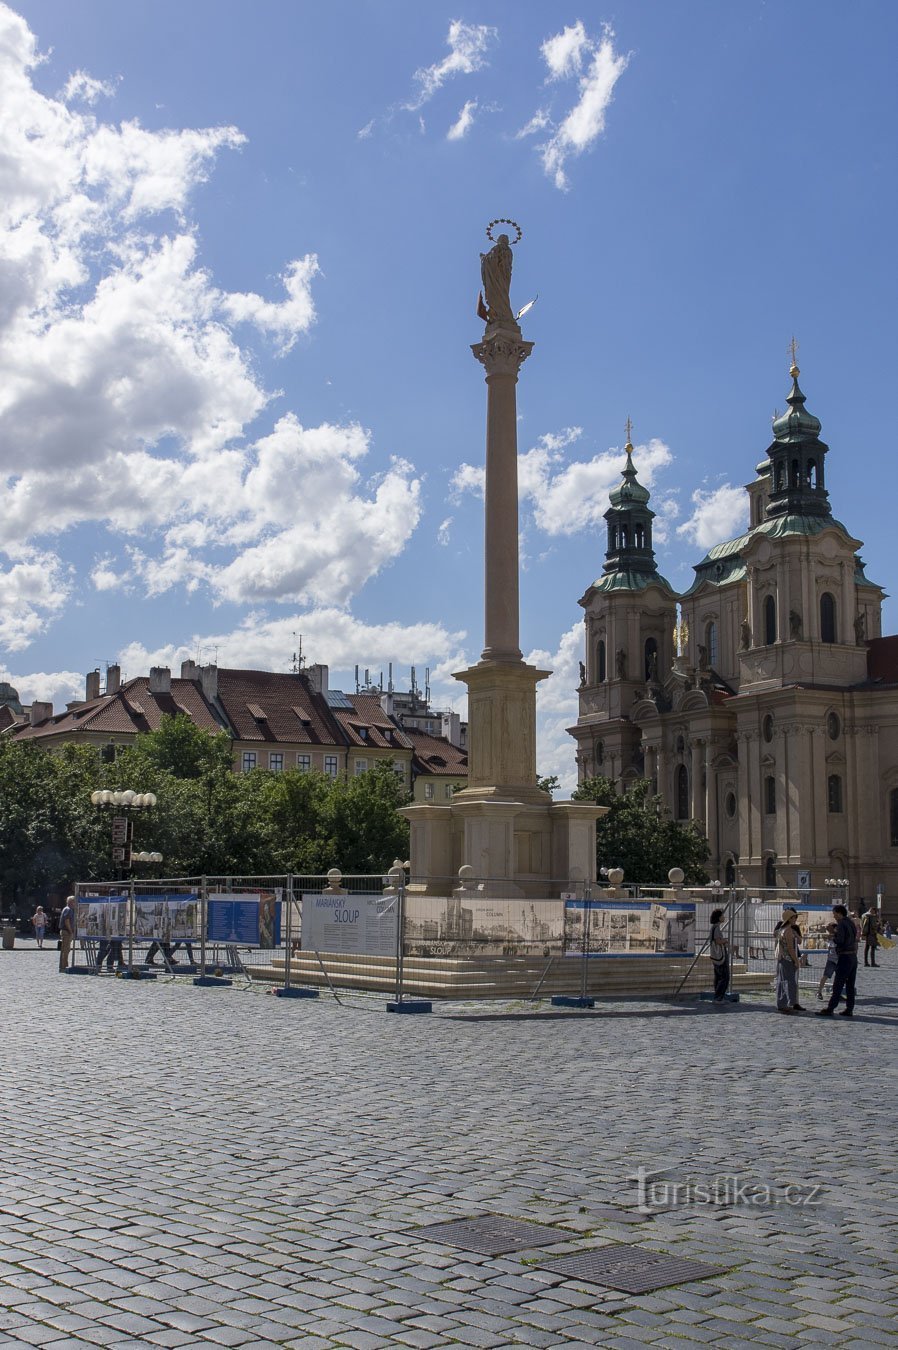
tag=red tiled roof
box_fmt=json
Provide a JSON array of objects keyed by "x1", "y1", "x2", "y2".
[
  {"x1": 333, "y1": 693, "x2": 413, "y2": 751},
  {"x1": 214, "y1": 669, "x2": 341, "y2": 746},
  {"x1": 13, "y1": 678, "x2": 224, "y2": 741},
  {"x1": 406, "y1": 729, "x2": 468, "y2": 776}
]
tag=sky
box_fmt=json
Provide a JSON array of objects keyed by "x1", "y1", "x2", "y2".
[{"x1": 2, "y1": 0, "x2": 897, "y2": 791}]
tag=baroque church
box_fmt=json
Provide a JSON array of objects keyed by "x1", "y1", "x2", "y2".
[{"x1": 569, "y1": 357, "x2": 898, "y2": 901}]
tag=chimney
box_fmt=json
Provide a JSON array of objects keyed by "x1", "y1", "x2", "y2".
[
  {"x1": 180, "y1": 659, "x2": 199, "y2": 681},
  {"x1": 200, "y1": 664, "x2": 218, "y2": 701},
  {"x1": 86, "y1": 670, "x2": 101, "y2": 701},
  {"x1": 106, "y1": 664, "x2": 121, "y2": 695},
  {"x1": 148, "y1": 666, "x2": 171, "y2": 695},
  {"x1": 30, "y1": 701, "x2": 52, "y2": 725},
  {"x1": 307, "y1": 663, "x2": 329, "y2": 696},
  {"x1": 442, "y1": 711, "x2": 462, "y2": 747}
]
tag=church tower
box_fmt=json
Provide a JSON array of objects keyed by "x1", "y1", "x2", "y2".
[{"x1": 569, "y1": 427, "x2": 677, "y2": 786}]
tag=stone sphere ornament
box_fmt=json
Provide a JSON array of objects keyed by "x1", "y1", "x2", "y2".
[{"x1": 486, "y1": 218, "x2": 522, "y2": 244}]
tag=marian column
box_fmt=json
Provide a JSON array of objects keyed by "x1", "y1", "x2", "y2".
[
  {"x1": 453, "y1": 224, "x2": 549, "y2": 802},
  {"x1": 401, "y1": 222, "x2": 605, "y2": 895}
]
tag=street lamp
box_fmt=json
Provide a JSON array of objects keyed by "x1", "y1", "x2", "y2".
[{"x1": 90, "y1": 789, "x2": 157, "y2": 876}]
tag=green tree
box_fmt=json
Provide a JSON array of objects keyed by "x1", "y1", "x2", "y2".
[
  {"x1": 572, "y1": 776, "x2": 710, "y2": 885},
  {"x1": 537, "y1": 774, "x2": 560, "y2": 797}
]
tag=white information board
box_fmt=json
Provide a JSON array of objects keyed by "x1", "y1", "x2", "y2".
[{"x1": 301, "y1": 892, "x2": 398, "y2": 957}]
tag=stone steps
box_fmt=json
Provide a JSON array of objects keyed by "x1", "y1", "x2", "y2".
[{"x1": 246, "y1": 950, "x2": 764, "y2": 999}]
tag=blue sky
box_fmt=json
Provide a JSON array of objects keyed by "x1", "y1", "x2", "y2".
[{"x1": 2, "y1": 1, "x2": 897, "y2": 787}]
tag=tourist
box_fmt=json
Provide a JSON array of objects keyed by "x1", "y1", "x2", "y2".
[
  {"x1": 774, "y1": 907, "x2": 803, "y2": 1013},
  {"x1": 58, "y1": 896, "x2": 75, "y2": 973},
  {"x1": 31, "y1": 904, "x2": 48, "y2": 949},
  {"x1": 816, "y1": 923, "x2": 839, "y2": 1001},
  {"x1": 709, "y1": 907, "x2": 730, "y2": 1002},
  {"x1": 816, "y1": 904, "x2": 858, "y2": 1018},
  {"x1": 862, "y1": 902, "x2": 881, "y2": 968},
  {"x1": 885, "y1": 921, "x2": 893, "y2": 939},
  {"x1": 95, "y1": 939, "x2": 125, "y2": 972}
]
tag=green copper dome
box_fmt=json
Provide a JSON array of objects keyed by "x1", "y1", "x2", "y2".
[
  {"x1": 608, "y1": 449, "x2": 650, "y2": 508},
  {"x1": 771, "y1": 368, "x2": 823, "y2": 443}
]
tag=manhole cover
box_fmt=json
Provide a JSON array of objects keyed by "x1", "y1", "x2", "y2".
[
  {"x1": 542, "y1": 1243, "x2": 726, "y2": 1293},
  {"x1": 414, "y1": 1215, "x2": 567, "y2": 1255}
]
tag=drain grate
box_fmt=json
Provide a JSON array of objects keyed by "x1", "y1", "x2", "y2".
[
  {"x1": 414, "y1": 1214, "x2": 567, "y2": 1255},
  {"x1": 542, "y1": 1243, "x2": 726, "y2": 1293}
]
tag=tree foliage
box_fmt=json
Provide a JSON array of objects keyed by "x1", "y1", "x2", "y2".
[
  {"x1": 571, "y1": 776, "x2": 710, "y2": 885},
  {"x1": 0, "y1": 717, "x2": 411, "y2": 913}
]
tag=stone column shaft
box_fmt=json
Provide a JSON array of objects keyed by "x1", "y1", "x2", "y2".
[{"x1": 472, "y1": 332, "x2": 533, "y2": 662}]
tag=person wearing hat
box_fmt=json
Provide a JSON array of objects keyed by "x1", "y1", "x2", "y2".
[{"x1": 774, "y1": 907, "x2": 804, "y2": 1013}]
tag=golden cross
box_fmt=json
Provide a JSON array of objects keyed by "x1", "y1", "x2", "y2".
[
  {"x1": 789, "y1": 335, "x2": 799, "y2": 372},
  {"x1": 625, "y1": 416, "x2": 633, "y2": 447}
]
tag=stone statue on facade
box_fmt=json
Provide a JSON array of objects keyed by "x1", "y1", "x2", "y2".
[
  {"x1": 740, "y1": 618, "x2": 752, "y2": 651},
  {"x1": 646, "y1": 649, "x2": 658, "y2": 682},
  {"x1": 789, "y1": 609, "x2": 802, "y2": 639},
  {"x1": 697, "y1": 643, "x2": 709, "y2": 670},
  {"x1": 479, "y1": 234, "x2": 517, "y2": 330},
  {"x1": 855, "y1": 611, "x2": 867, "y2": 645},
  {"x1": 616, "y1": 647, "x2": 627, "y2": 679},
  {"x1": 578, "y1": 660, "x2": 586, "y2": 686}
]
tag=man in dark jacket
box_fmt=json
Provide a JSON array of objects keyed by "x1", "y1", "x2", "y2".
[{"x1": 817, "y1": 904, "x2": 858, "y2": 1018}]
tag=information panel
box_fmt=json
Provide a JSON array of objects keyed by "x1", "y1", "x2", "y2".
[
  {"x1": 76, "y1": 896, "x2": 128, "y2": 940},
  {"x1": 206, "y1": 891, "x2": 281, "y2": 947},
  {"x1": 301, "y1": 892, "x2": 398, "y2": 957},
  {"x1": 133, "y1": 894, "x2": 201, "y2": 941},
  {"x1": 563, "y1": 899, "x2": 696, "y2": 957}
]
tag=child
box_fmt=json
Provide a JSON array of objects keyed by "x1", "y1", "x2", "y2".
[{"x1": 816, "y1": 922, "x2": 838, "y2": 1000}]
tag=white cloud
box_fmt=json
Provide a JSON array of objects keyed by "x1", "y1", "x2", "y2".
[
  {"x1": 357, "y1": 119, "x2": 375, "y2": 140},
  {"x1": 451, "y1": 429, "x2": 672, "y2": 537},
  {"x1": 677, "y1": 483, "x2": 748, "y2": 550},
  {"x1": 0, "y1": 666, "x2": 84, "y2": 709},
  {"x1": 0, "y1": 4, "x2": 427, "y2": 642},
  {"x1": 219, "y1": 254, "x2": 319, "y2": 353},
  {"x1": 516, "y1": 109, "x2": 550, "y2": 139},
  {"x1": 437, "y1": 517, "x2": 453, "y2": 546},
  {"x1": 528, "y1": 621, "x2": 583, "y2": 795},
  {"x1": 447, "y1": 99, "x2": 478, "y2": 141},
  {"x1": 541, "y1": 20, "x2": 590, "y2": 80},
  {"x1": 532, "y1": 23, "x2": 629, "y2": 190},
  {"x1": 406, "y1": 20, "x2": 496, "y2": 111},
  {"x1": 117, "y1": 610, "x2": 467, "y2": 689},
  {"x1": 0, "y1": 549, "x2": 70, "y2": 650},
  {"x1": 62, "y1": 70, "x2": 118, "y2": 106}
]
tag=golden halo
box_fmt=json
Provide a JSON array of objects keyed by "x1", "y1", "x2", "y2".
[{"x1": 486, "y1": 218, "x2": 522, "y2": 244}]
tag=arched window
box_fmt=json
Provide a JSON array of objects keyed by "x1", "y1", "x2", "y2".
[
  {"x1": 764, "y1": 594, "x2": 777, "y2": 645},
  {"x1": 633, "y1": 524, "x2": 643, "y2": 548},
  {"x1": 765, "y1": 856, "x2": 777, "y2": 888},
  {"x1": 610, "y1": 527, "x2": 617, "y2": 551},
  {"x1": 676, "y1": 764, "x2": 689, "y2": 820},
  {"x1": 764, "y1": 775, "x2": 776, "y2": 815},
  {"x1": 597, "y1": 639, "x2": 606, "y2": 683},
  {"x1": 644, "y1": 636, "x2": 658, "y2": 682},
  {"x1": 827, "y1": 775, "x2": 843, "y2": 813},
  {"x1": 620, "y1": 525, "x2": 629, "y2": 548},
  {"x1": 706, "y1": 620, "x2": 718, "y2": 668},
  {"x1": 776, "y1": 463, "x2": 786, "y2": 491},
  {"x1": 791, "y1": 458, "x2": 800, "y2": 487},
  {"x1": 594, "y1": 740, "x2": 604, "y2": 766},
  {"x1": 807, "y1": 459, "x2": 817, "y2": 488},
  {"x1": 820, "y1": 592, "x2": 836, "y2": 643},
  {"x1": 890, "y1": 789, "x2": 898, "y2": 847}
]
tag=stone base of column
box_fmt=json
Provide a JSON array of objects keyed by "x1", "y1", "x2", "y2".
[{"x1": 453, "y1": 658, "x2": 549, "y2": 794}]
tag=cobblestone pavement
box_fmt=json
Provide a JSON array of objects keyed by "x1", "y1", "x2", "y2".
[{"x1": 0, "y1": 953, "x2": 896, "y2": 1348}]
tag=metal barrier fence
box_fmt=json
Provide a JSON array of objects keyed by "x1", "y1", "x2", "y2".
[{"x1": 71, "y1": 872, "x2": 854, "y2": 1002}]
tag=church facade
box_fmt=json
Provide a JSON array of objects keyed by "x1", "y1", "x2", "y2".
[{"x1": 569, "y1": 360, "x2": 898, "y2": 905}]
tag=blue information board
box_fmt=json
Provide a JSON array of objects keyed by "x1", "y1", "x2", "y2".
[{"x1": 207, "y1": 894, "x2": 281, "y2": 947}]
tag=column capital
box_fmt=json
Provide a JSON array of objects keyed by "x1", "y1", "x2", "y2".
[{"x1": 472, "y1": 333, "x2": 534, "y2": 378}]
